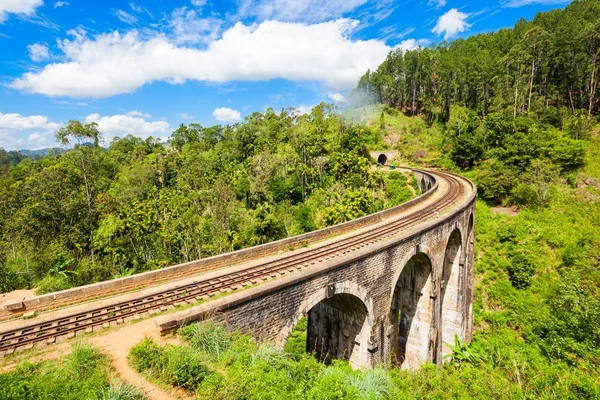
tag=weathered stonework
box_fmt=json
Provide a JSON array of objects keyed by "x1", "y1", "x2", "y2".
[{"x1": 156, "y1": 171, "x2": 476, "y2": 370}]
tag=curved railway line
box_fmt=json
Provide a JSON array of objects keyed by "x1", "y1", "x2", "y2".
[{"x1": 0, "y1": 170, "x2": 469, "y2": 357}]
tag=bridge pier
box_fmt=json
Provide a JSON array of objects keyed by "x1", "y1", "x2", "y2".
[{"x1": 153, "y1": 171, "x2": 475, "y2": 372}]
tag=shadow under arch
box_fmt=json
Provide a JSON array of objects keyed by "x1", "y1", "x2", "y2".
[
  {"x1": 377, "y1": 154, "x2": 388, "y2": 165},
  {"x1": 439, "y1": 228, "x2": 463, "y2": 361},
  {"x1": 390, "y1": 252, "x2": 434, "y2": 369},
  {"x1": 307, "y1": 293, "x2": 368, "y2": 364},
  {"x1": 279, "y1": 281, "x2": 374, "y2": 367}
]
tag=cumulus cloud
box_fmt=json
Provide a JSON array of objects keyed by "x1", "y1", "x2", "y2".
[
  {"x1": 328, "y1": 93, "x2": 347, "y2": 103},
  {"x1": 0, "y1": 112, "x2": 60, "y2": 131},
  {"x1": 212, "y1": 107, "x2": 241, "y2": 123},
  {"x1": 27, "y1": 43, "x2": 49, "y2": 62},
  {"x1": 432, "y1": 8, "x2": 470, "y2": 40},
  {"x1": 238, "y1": 0, "x2": 368, "y2": 23},
  {"x1": 178, "y1": 113, "x2": 193, "y2": 120},
  {"x1": 10, "y1": 19, "x2": 390, "y2": 98},
  {"x1": 27, "y1": 131, "x2": 56, "y2": 148},
  {"x1": 0, "y1": 0, "x2": 43, "y2": 22},
  {"x1": 191, "y1": 0, "x2": 206, "y2": 6},
  {"x1": 84, "y1": 113, "x2": 171, "y2": 141},
  {"x1": 54, "y1": 1, "x2": 68, "y2": 8}
]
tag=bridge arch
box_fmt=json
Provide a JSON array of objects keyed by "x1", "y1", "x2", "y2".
[
  {"x1": 439, "y1": 228, "x2": 463, "y2": 360},
  {"x1": 389, "y1": 252, "x2": 434, "y2": 369},
  {"x1": 279, "y1": 281, "x2": 374, "y2": 367}
]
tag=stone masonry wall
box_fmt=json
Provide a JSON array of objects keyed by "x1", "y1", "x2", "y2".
[{"x1": 161, "y1": 202, "x2": 475, "y2": 370}]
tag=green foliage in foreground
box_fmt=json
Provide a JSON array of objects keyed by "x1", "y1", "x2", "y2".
[
  {"x1": 0, "y1": 343, "x2": 145, "y2": 400},
  {"x1": 130, "y1": 316, "x2": 600, "y2": 399}
]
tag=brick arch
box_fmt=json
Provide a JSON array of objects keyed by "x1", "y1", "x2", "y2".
[
  {"x1": 439, "y1": 228, "x2": 463, "y2": 361},
  {"x1": 388, "y1": 251, "x2": 435, "y2": 369},
  {"x1": 388, "y1": 244, "x2": 435, "y2": 300},
  {"x1": 277, "y1": 280, "x2": 375, "y2": 349}
]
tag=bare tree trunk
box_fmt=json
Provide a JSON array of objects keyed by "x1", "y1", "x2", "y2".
[
  {"x1": 589, "y1": 54, "x2": 597, "y2": 117},
  {"x1": 568, "y1": 86, "x2": 575, "y2": 112},
  {"x1": 513, "y1": 73, "x2": 519, "y2": 119},
  {"x1": 528, "y1": 58, "x2": 535, "y2": 112}
]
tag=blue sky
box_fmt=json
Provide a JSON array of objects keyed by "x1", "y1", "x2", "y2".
[{"x1": 0, "y1": 0, "x2": 571, "y2": 150}]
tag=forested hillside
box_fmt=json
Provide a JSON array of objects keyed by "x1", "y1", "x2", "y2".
[
  {"x1": 0, "y1": 1, "x2": 599, "y2": 398},
  {"x1": 354, "y1": 0, "x2": 599, "y2": 119},
  {"x1": 0, "y1": 105, "x2": 413, "y2": 294}
]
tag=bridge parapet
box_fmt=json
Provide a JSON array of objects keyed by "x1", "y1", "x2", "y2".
[
  {"x1": 1, "y1": 169, "x2": 438, "y2": 319},
  {"x1": 156, "y1": 171, "x2": 476, "y2": 370}
]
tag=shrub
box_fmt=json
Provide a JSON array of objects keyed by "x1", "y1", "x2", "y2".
[
  {"x1": 0, "y1": 343, "x2": 112, "y2": 400},
  {"x1": 180, "y1": 320, "x2": 231, "y2": 358},
  {"x1": 102, "y1": 382, "x2": 146, "y2": 400},
  {"x1": 507, "y1": 253, "x2": 535, "y2": 289},
  {"x1": 163, "y1": 346, "x2": 210, "y2": 390},
  {"x1": 128, "y1": 338, "x2": 164, "y2": 372},
  {"x1": 35, "y1": 275, "x2": 72, "y2": 295}
]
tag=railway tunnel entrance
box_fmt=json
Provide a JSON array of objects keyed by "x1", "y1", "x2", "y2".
[
  {"x1": 440, "y1": 229, "x2": 463, "y2": 361},
  {"x1": 390, "y1": 252, "x2": 434, "y2": 369},
  {"x1": 377, "y1": 154, "x2": 388, "y2": 165}
]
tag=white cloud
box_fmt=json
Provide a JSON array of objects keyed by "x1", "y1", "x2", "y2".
[
  {"x1": 10, "y1": 19, "x2": 390, "y2": 98},
  {"x1": 170, "y1": 7, "x2": 221, "y2": 45},
  {"x1": 428, "y1": 0, "x2": 446, "y2": 8},
  {"x1": 126, "y1": 110, "x2": 151, "y2": 119},
  {"x1": 291, "y1": 106, "x2": 313, "y2": 116},
  {"x1": 502, "y1": 0, "x2": 569, "y2": 7},
  {"x1": 432, "y1": 8, "x2": 470, "y2": 40},
  {"x1": 212, "y1": 107, "x2": 241, "y2": 123},
  {"x1": 0, "y1": 0, "x2": 43, "y2": 22},
  {"x1": 397, "y1": 38, "x2": 430, "y2": 52},
  {"x1": 27, "y1": 131, "x2": 56, "y2": 148},
  {"x1": 238, "y1": 0, "x2": 368, "y2": 23},
  {"x1": 27, "y1": 43, "x2": 49, "y2": 62},
  {"x1": 54, "y1": 1, "x2": 68, "y2": 8},
  {"x1": 328, "y1": 93, "x2": 347, "y2": 103},
  {"x1": 84, "y1": 113, "x2": 171, "y2": 141},
  {"x1": 191, "y1": 0, "x2": 206, "y2": 6},
  {"x1": 178, "y1": 112, "x2": 193, "y2": 120},
  {"x1": 114, "y1": 9, "x2": 137, "y2": 25},
  {"x1": 0, "y1": 112, "x2": 60, "y2": 131}
]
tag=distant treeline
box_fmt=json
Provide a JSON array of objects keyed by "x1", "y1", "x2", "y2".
[{"x1": 353, "y1": 0, "x2": 600, "y2": 121}]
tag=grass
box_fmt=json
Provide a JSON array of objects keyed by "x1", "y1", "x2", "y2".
[
  {"x1": 0, "y1": 342, "x2": 146, "y2": 400},
  {"x1": 126, "y1": 163, "x2": 600, "y2": 398}
]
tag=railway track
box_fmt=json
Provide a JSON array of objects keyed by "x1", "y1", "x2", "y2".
[{"x1": 0, "y1": 171, "x2": 467, "y2": 357}]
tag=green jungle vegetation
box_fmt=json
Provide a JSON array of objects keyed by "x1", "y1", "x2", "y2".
[
  {"x1": 0, "y1": 105, "x2": 416, "y2": 295},
  {"x1": 1, "y1": 0, "x2": 600, "y2": 398},
  {"x1": 0, "y1": 342, "x2": 144, "y2": 400}
]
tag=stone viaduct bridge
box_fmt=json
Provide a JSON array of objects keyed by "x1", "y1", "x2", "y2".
[{"x1": 1, "y1": 168, "x2": 475, "y2": 370}]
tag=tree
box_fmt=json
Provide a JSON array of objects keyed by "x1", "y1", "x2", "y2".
[{"x1": 55, "y1": 121, "x2": 104, "y2": 261}]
